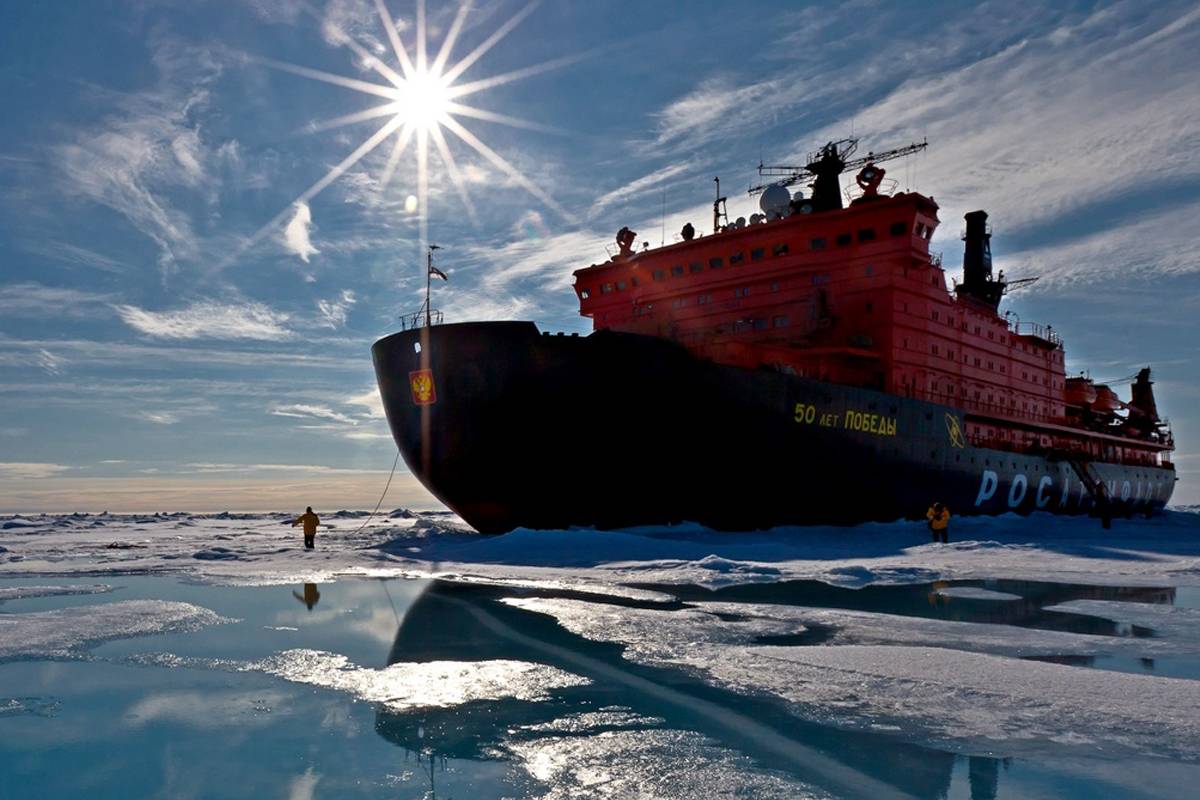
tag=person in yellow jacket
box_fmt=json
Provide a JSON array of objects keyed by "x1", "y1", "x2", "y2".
[
  {"x1": 926, "y1": 502, "x2": 950, "y2": 543},
  {"x1": 292, "y1": 506, "x2": 320, "y2": 549}
]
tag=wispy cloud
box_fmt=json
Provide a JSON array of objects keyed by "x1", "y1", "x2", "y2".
[
  {"x1": 345, "y1": 387, "x2": 384, "y2": 418},
  {"x1": 316, "y1": 289, "x2": 356, "y2": 328},
  {"x1": 650, "y1": 77, "x2": 785, "y2": 151},
  {"x1": 51, "y1": 33, "x2": 232, "y2": 281},
  {"x1": 19, "y1": 240, "x2": 126, "y2": 274},
  {"x1": 138, "y1": 411, "x2": 181, "y2": 425},
  {"x1": 269, "y1": 403, "x2": 357, "y2": 425},
  {"x1": 184, "y1": 462, "x2": 384, "y2": 475},
  {"x1": 589, "y1": 161, "x2": 696, "y2": 217},
  {"x1": 0, "y1": 282, "x2": 114, "y2": 319},
  {"x1": 115, "y1": 301, "x2": 292, "y2": 340},
  {"x1": 283, "y1": 202, "x2": 320, "y2": 262},
  {"x1": 0, "y1": 462, "x2": 72, "y2": 480},
  {"x1": 803, "y1": 1, "x2": 1200, "y2": 278},
  {"x1": 36, "y1": 349, "x2": 65, "y2": 376}
]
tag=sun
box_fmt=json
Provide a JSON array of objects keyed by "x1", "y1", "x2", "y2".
[
  {"x1": 230, "y1": 0, "x2": 579, "y2": 273},
  {"x1": 395, "y1": 67, "x2": 452, "y2": 132}
]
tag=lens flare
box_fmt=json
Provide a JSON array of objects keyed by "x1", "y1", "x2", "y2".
[{"x1": 225, "y1": 0, "x2": 580, "y2": 276}]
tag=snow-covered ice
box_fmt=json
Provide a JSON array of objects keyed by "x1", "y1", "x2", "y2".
[{"x1": 4, "y1": 507, "x2": 1200, "y2": 797}]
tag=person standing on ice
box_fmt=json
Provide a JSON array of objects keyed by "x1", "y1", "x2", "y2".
[
  {"x1": 292, "y1": 506, "x2": 320, "y2": 549},
  {"x1": 926, "y1": 502, "x2": 950, "y2": 543}
]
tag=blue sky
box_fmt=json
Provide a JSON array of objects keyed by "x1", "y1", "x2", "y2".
[{"x1": 1, "y1": 0, "x2": 1198, "y2": 512}]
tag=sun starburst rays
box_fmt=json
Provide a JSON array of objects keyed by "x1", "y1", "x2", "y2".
[{"x1": 234, "y1": 0, "x2": 574, "y2": 278}]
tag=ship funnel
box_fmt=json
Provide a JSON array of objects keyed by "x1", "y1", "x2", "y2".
[
  {"x1": 962, "y1": 210, "x2": 992, "y2": 287},
  {"x1": 955, "y1": 210, "x2": 1004, "y2": 309}
]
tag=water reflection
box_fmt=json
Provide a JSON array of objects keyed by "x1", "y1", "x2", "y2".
[
  {"x1": 632, "y1": 578, "x2": 1176, "y2": 638},
  {"x1": 372, "y1": 580, "x2": 1009, "y2": 799},
  {"x1": 292, "y1": 583, "x2": 321, "y2": 611}
]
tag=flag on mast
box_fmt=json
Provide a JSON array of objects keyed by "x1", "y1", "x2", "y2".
[{"x1": 429, "y1": 265, "x2": 448, "y2": 281}]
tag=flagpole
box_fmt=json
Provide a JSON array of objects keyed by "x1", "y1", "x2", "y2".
[{"x1": 425, "y1": 247, "x2": 431, "y2": 328}]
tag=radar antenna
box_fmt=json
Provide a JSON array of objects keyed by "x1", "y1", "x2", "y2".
[
  {"x1": 749, "y1": 138, "x2": 928, "y2": 213},
  {"x1": 713, "y1": 177, "x2": 728, "y2": 233}
]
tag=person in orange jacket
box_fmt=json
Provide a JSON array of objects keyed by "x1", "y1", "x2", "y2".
[
  {"x1": 926, "y1": 502, "x2": 950, "y2": 543},
  {"x1": 292, "y1": 506, "x2": 320, "y2": 549}
]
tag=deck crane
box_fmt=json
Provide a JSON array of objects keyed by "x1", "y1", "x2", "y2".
[{"x1": 749, "y1": 138, "x2": 928, "y2": 213}]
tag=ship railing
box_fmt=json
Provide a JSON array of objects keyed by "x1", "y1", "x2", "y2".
[
  {"x1": 1009, "y1": 320, "x2": 1063, "y2": 347},
  {"x1": 908, "y1": 388, "x2": 1060, "y2": 426},
  {"x1": 399, "y1": 308, "x2": 443, "y2": 331}
]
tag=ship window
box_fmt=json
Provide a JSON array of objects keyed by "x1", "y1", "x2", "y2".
[
  {"x1": 734, "y1": 286, "x2": 750, "y2": 298},
  {"x1": 924, "y1": 227, "x2": 933, "y2": 241},
  {"x1": 867, "y1": 302, "x2": 874, "y2": 313},
  {"x1": 413, "y1": 341, "x2": 421, "y2": 354},
  {"x1": 946, "y1": 350, "x2": 953, "y2": 360},
  {"x1": 730, "y1": 251, "x2": 744, "y2": 265},
  {"x1": 710, "y1": 257, "x2": 724, "y2": 269},
  {"x1": 810, "y1": 237, "x2": 827, "y2": 250},
  {"x1": 580, "y1": 288, "x2": 591, "y2": 299},
  {"x1": 890, "y1": 221, "x2": 907, "y2": 236},
  {"x1": 616, "y1": 280, "x2": 627, "y2": 291},
  {"x1": 932, "y1": 310, "x2": 940, "y2": 321},
  {"x1": 987, "y1": 330, "x2": 994, "y2": 339},
  {"x1": 751, "y1": 247, "x2": 765, "y2": 261},
  {"x1": 652, "y1": 270, "x2": 665, "y2": 281},
  {"x1": 857, "y1": 228, "x2": 876, "y2": 242},
  {"x1": 865, "y1": 265, "x2": 874, "y2": 276},
  {"x1": 631, "y1": 276, "x2": 639, "y2": 287},
  {"x1": 753, "y1": 318, "x2": 769, "y2": 330},
  {"x1": 975, "y1": 357, "x2": 981, "y2": 367},
  {"x1": 836, "y1": 233, "x2": 852, "y2": 247},
  {"x1": 698, "y1": 294, "x2": 711, "y2": 305},
  {"x1": 770, "y1": 281, "x2": 780, "y2": 292},
  {"x1": 773, "y1": 243, "x2": 789, "y2": 256},
  {"x1": 601, "y1": 283, "x2": 613, "y2": 294},
  {"x1": 773, "y1": 315, "x2": 789, "y2": 328},
  {"x1": 671, "y1": 264, "x2": 684, "y2": 276},
  {"x1": 689, "y1": 262, "x2": 703, "y2": 274},
  {"x1": 931, "y1": 344, "x2": 939, "y2": 355},
  {"x1": 916, "y1": 222, "x2": 926, "y2": 237}
]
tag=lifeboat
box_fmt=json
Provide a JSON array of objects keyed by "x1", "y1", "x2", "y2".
[{"x1": 1064, "y1": 377, "x2": 1097, "y2": 408}]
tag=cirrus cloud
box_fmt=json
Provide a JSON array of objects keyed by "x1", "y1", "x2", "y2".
[{"x1": 115, "y1": 301, "x2": 292, "y2": 340}]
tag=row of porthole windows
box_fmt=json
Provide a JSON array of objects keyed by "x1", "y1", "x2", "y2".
[
  {"x1": 733, "y1": 316, "x2": 791, "y2": 331},
  {"x1": 926, "y1": 378, "x2": 1049, "y2": 415},
  {"x1": 652, "y1": 279, "x2": 787, "y2": 312},
  {"x1": 583, "y1": 219, "x2": 922, "y2": 300},
  {"x1": 600, "y1": 220, "x2": 918, "y2": 294}
]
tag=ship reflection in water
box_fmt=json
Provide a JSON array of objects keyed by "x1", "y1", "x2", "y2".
[{"x1": 366, "y1": 579, "x2": 1184, "y2": 799}]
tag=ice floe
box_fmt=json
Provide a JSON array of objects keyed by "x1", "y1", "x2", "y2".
[
  {"x1": 0, "y1": 584, "x2": 112, "y2": 602},
  {"x1": 243, "y1": 648, "x2": 590, "y2": 711},
  {"x1": 502, "y1": 595, "x2": 1200, "y2": 760},
  {"x1": 0, "y1": 600, "x2": 231, "y2": 661}
]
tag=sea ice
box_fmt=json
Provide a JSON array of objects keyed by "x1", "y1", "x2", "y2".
[
  {"x1": 0, "y1": 584, "x2": 112, "y2": 602},
  {"x1": 244, "y1": 648, "x2": 590, "y2": 711},
  {"x1": 0, "y1": 600, "x2": 231, "y2": 661}
]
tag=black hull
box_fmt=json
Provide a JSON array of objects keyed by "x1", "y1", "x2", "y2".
[{"x1": 373, "y1": 322, "x2": 1176, "y2": 534}]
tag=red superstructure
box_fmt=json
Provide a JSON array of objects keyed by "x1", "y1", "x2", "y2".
[{"x1": 572, "y1": 145, "x2": 1173, "y2": 473}]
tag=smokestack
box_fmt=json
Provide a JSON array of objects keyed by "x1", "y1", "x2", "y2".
[{"x1": 962, "y1": 210, "x2": 992, "y2": 291}]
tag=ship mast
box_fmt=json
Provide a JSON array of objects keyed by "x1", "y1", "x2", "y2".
[
  {"x1": 425, "y1": 244, "x2": 441, "y2": 328},
  {"x1": 749, "y1": 138, "x2": 928, "y2": 212}
]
